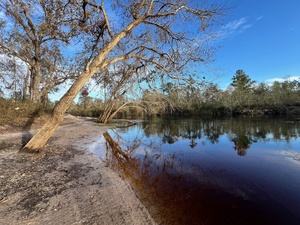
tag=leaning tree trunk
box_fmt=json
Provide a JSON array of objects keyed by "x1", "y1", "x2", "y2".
[
  {"x1": 21, "y1": 18, "x2": 144, "y2": 152},
  {"x1": 21, "y1": 70, "x2": 96, "y2": 152}
]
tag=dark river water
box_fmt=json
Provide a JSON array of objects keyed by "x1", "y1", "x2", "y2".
[{"x1": 104, "y1": 117, "x2": 300, "y2": 225}]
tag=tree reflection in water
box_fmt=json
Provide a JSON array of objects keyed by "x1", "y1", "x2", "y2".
[
  {"x1": 232, "y1": 135, "x2": 251, "y2": 156},
  {"x1": 104, "y1": 117, "x2": 300, "y2": 225},
  {"x1": 140, "y1": 117, "x2": 300, "y2": 156}
]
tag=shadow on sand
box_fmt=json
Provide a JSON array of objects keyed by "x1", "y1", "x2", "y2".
[{"x1": 20, "y1": 109, "x2": 41, "y2": 148}]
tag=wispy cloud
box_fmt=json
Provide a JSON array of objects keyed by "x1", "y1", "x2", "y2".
[
  {"x1": 256, "y1": 16, "x2": 264, "y2": 21},
  {"x1": 266, "y1": 76, "x2": 300, "y2": 84},
  {"x1": 216, "y1": 17, "x2": 255, "y2": 40},
  {"x1": 224, "y1": 18, "x2": 248, "y2": 30}
]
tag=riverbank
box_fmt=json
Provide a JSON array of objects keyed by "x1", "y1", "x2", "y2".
[{"x1": 0, "y1": 115, "x2": 155, "y2": 225}]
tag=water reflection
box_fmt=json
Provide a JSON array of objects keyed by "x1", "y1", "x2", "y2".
[
  {"x1": 137, "y1": 117, "x2": 300, "y2": 155},
  {"x1": 229, "y1": 121, "x2": 254, "y2": 156},
  {"x1": 105, "y1": 117, "x2": 300, "y2": 225}
]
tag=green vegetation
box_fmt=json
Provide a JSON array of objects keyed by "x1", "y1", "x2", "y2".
[
  {"x1": 0, "y1": 97, "x2": 52, "y2": 129},
  {"x1": 1, "y1": 69, "x2": 299, "y2": 123},
  {"x1": 0, "y1": 98, "x2": 53, "y2": 117},
  {"x1": 66, "y1": 70, "x2": 300, "y2": 118}
]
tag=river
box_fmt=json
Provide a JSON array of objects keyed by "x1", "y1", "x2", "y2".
[{"x1": 103, "y1": 117, "x2": 300, "y2": 225}]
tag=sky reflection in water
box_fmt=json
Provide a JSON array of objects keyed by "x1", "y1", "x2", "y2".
[{"x1": 106, "y1": 117, "x2": 300, "y2": 225}]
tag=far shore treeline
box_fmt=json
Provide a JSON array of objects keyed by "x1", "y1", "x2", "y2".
[{"x1": 1, "y1": 69, "x2": 300, "y2": 120}]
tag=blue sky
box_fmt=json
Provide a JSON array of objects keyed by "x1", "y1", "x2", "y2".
[
  {"x1": 209, "y1": 0, "x2": 300, "y2": 88},
  {"x1": 50, "y1": 0, "x2": 300, "y2": 101}
]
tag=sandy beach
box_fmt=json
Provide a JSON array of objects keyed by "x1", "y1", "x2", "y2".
[{"x1": 0, "y1": 115, "x2": 155, "y2": 225}]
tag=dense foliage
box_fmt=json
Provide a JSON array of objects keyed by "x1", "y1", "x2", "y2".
[
  {"x1": 67, "y1": 70, "x2": 300, "y2": 118},
  {"x1": 2, "y1": 67, "x2": 300, "y2": 119}
]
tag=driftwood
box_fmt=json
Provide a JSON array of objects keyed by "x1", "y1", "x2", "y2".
[{"x1": 103, "y1": 131, "x2": 129, "y2": 160}]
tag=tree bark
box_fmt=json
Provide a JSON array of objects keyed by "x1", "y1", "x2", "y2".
[
  {"x1": 22, "y1": 65, "x2": 30, "y2": 102},
  {"x1": 21, "y1": 69, "x2": 95, "y2": 152},
  {"x1": 29, "y1": 61, "x2": 42, "y2": 103}
]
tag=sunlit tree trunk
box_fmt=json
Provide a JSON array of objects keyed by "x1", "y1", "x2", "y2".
[
  {"x1": 22, "y1": 65, "x2": 31, "y2": 102},
  {"x1": 22, "y1": 19, "x2": 142, "y2": 152},
  {"x1": 22, "y1": 69, "x2": 96, "y2": 152}
]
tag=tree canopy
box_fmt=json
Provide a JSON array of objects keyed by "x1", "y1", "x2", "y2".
[
  {"x1": 231, "y1": 69, "x2": 255, "y2": 92},
  {"x1": 0, "y1": 0, "x2": 81, "y2": 103}
]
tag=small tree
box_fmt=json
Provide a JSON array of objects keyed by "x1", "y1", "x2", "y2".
[
  {"x1": 230, "y1": 70, "x2": 255, "y2": 109},
  {"x1": 202, "y1": 83, "x2": 221, "y2": 110},
  {"x1": 231, "y1": 70, "x2": 254, "y2": 91},
  {"x1": 253, "y1": 83, "x2": 270, "y2": 107}
]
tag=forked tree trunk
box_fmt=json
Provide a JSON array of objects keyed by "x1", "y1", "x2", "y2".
[{"x1": 98, "y1": 99, "x2": 117, "y2": 124}]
